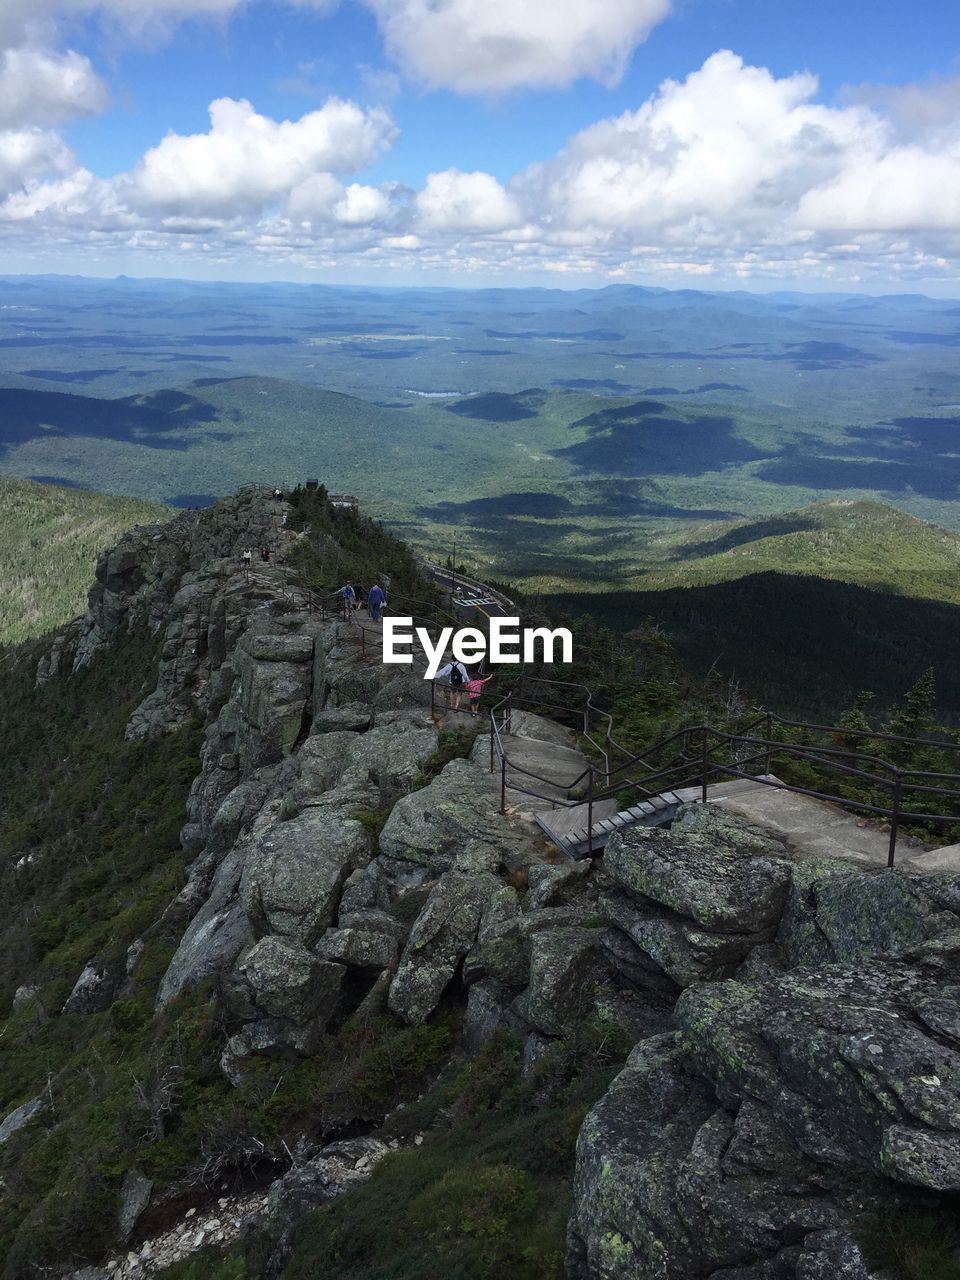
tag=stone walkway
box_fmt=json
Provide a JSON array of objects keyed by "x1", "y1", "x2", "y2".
[{"x1": 700, "y1": 777, "x2": 959, "y2": 872}]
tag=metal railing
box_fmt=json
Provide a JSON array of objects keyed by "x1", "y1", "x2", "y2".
[
  {"x1": 482, "y1": 694, "x2": 960, "y2": 864},
  {"x1": 277, "y1": 544, "x2": 960, "y2": 867}
]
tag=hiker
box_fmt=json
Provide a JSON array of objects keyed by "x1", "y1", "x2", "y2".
[
  {"x1": 273, "y1": 488, "x2": 283, "y2": 501},
  {"x1": 465, "y1": 672, "x2": 495, "y2": 718},
  {"x1": 367, "y1": 582, "x2": 386, "y2": 622},
  {"x1": 434, "y1": 656, "x2": 470, "y2": 711},
  {"x1": 241, "y1": 548, "x2": 252, "y2": 567},
  {"x1": 335, "y1": 583, "x2": 355, "y2": 620},
  {"x1": 260, "y1": 546, "x2": 270, "y2": 562},
  {"x1": 281, "y1": 513, "x2": 288, "y2": 527},
  {"x1": 352, "y1": 582, "x2": 364, "y2": 611}
]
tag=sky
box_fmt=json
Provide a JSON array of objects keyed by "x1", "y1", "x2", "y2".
[{"x1": 2, "y1": 0, "x2": 960, "y2": 291}]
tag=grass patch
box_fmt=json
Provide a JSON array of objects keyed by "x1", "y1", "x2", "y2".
[{"x1": 857, "y1": 1208, "x2": 960, "y2": 1280}]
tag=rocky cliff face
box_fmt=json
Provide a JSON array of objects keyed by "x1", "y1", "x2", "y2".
[
  {"x1": 568, "y1": 808, "x2": 960, "y2": 1280},
  {"x1": 11, "y1": 490, "x2": 960, "y2": 1279}
]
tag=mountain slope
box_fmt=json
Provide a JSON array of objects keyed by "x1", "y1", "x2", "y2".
[
  {"x1": 551, "y1": 570, "x2": 960, "y2": 720},
  {"x1": 637, "y1": 499, "x2": 960, "y2": 604},
  {"x1": 0, "y1": 476, "x2": 170, "y2": 645}
]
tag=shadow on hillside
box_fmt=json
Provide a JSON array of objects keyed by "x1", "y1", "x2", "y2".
[{"x1": 0, "y1": 387, "x2": 225, "y2": 454}]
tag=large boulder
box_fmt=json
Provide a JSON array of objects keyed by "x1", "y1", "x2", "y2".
[
  {"x1": 315, "y1": 921, "x2": 401, "y2": 973},
  {"x1": 516, "y1": 927, "x2": 610, "y2": 1036},
  {"x1": 379, "y1": 758, "x2": 532, "y2": 874},
  {"x1": 605, "y1": 807, "x2": 792, "y2": 935},
  {"x1": 158, "y1": 845, "x2": 256, "y2": 1008},
  {"x1": 230, "y1": 935, "x2": 344, "y2": 1024},
  {"x1": 779, "y1": 860, "x2": 959, "y2": 969},
  {"x1": 388, "y1": 871, "x2": 518, "y2": 1025},
  {"x1": 568, "y1": 1034, "x2": 886, "y2": 1280},
  {"x1": 463, "y1": 906, "x2": 594, "y2": 988},
  {"x1": 345, "y1": 723, "x2": 438, "y2": 790},
  {"x1": 600, "y1": 808, "x2": 794, "y2": 988},
  {"x1": 61, "y1": 961, "x2": 120, "y2": 1015},
  {"x1": 240, "y1": 809, "x2": 372, "y2": 947},
  {"x1": 601, "y1": 888, "x2": 775, "y2": 988},
  {"x1": 677, "y1": 933, "x2": 960, "y2": 1192},
  {"x1": 232, "y1": 632, "x2": 314, "y2": 769}
]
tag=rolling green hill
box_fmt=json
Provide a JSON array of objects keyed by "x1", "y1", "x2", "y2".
[
  {"x1": 549, "y1": 501, "x2": 960, "y2": 718},
  {"x1": 634, "y1": 500, "x2": 960, "y2": 604},
  {"x1": 0, "y1": 477, "x2": 170, "y2": 646}
]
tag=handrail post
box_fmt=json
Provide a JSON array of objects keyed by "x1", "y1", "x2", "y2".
[
  {"x1": 587, "y1": 769, "x2": 594, "y2": 858},
  {"x1": 431, "y1": 678, "x2": 436, "y2": 721},
  {"x1": 701, "y1": 728, "x2": 709, "y2": 804},
  {"x1": 489, "y1": 714, "x2": 495, "y2": 773},
  {"x1": 888, "y1": 772, "x2": 902, "y2": 868},
  {"x1": 765, "y1": 712, "x2": 773, "y2": 774},
  {"x1": 500, "y1": 749, "x2": 507, "y2": 815}
]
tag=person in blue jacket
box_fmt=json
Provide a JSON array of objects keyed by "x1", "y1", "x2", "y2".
[
  {"x1": 335, "y1": 583, "x2": 355, "y2": 620},
  {"x1": 367, "y1": 582, "x2": 386, "y2": 622}
]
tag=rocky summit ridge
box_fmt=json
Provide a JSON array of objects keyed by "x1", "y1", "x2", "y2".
[{"x1": 6, "y1": 488, "x2": 960, "y2": 1279}]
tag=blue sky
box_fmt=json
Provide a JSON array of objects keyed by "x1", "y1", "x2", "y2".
[{"x1": 2, "y1": 0, "x2": 960, "y2": 290}]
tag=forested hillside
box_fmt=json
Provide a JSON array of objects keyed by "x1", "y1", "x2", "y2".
[{"x1": 0, "y1": 477, "x2": 169, "y2": 645}]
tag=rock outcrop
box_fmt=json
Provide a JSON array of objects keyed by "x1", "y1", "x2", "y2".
[
  {"x1": 567, "y1": 804, "x2": 960, "y2": 1279},
  {"x1": 26, "y1": 490, "x2": 960, "y2": 1280}
]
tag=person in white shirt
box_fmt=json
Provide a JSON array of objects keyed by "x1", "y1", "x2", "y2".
[{"x1": 434, "y1": 658, "x2": 470, "y2": 711}]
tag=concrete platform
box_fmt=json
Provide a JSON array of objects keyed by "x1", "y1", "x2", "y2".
[{"x1": 708, "y1": 777, "x2": 932, "y2": 868}]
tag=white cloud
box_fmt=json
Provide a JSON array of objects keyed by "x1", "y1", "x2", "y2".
[
  {"x1": 362, "y1": 0, "x2": 671, "y2": 94},
  {"x1": 284, "y1": 172, "x2": 391, "y2": 225},
  {"x1": 7, "y1": 50, "x2": 960, "y2": 289},
  {"x1": 127, "y1": 96, "x2": 397, "y2": 216},
  {"x1": 798, "y1": 145, "x2": 960, "y2": 232},
  {"x1": 0, "y1": 127, "x2": 75, "y2": 199},
  {"x1": 520, "y1": 51, "x2": 881, "y2": 234},
  {"x1": 416, "y1": 168, "x2": 520, "y2": 232},
  {"x1": 0, "y1": 47, "x2": 107, "y2": 127}
]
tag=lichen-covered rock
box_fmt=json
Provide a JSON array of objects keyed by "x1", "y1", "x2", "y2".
[
  {"x1": 599, "y1": 924, "x2": 683, "y2": 1003},
  {"x1": 463, "y1": 906, "x2": 593, "y2": 988},
  {"x1": 567, "y1": 1033, "x2": 716, "y2": 1279},
  {"x1": 677, "y1": 935, "x2": 960, "y2": 1192},
  {"x1": 222, "y1": 1015, "x2": 326, "y2": 1075},
  {"x1": 379, "y1": 758, "x2": 533, "y2": 873},
  {"x1": 266, "y1": 1136, "x2": 389, "y2": 1231},
  {"x1": 232, "y1": 936, "x2": 344, "y2": 1023},
  {"x1": 345, "y1": 723, "x2": 438, "y2": 790},
  {"x1": 290, "y1": 732, "x2": 358, "y2": 803},
  {"x1": 240, "y1": 810, "x2": 372, "y2": 947},
  {"x1": 463, "y1": 979, "x2": 530, "y2": 1052},
  {"x1": 602, "y1": 888, "x2": 774, "y2": 988},
  {"x1": 231, "y1": 634, "x2": 313, "y2": 769},
  {"x1": 526, "y1": 858, "x2": 592, "y2": 909},
  {"x1": 779, "y1": 860, "x2": 959, "y2": 969},
  {"x1": 315, "y1": 923, "x2": 400, "y2": 972},
  {"x1": 568, "y1": 1035, "x2": 888, "y2": 1280},
  {"x1": 388, "y1": 871, "x2": 517, "y2": 1025},
  {"x1": 204, "y1": 777, "x2": 271, "y2": 860},
  {"x1": 605, "y1": 807, "x2": 792, "y2": 934},
  {"x1": 311, "y1": 702, "x2": 373, "y2": 733},
  {"x1": 339, "y1": 862, "x2": 390, "y2": 916},
  {"x1": 117, "y1": 1169, "x2": 153, "y2": 1242},
  {"x1": 517, "y1": 926, "x2": 610, "y2": 1036}
]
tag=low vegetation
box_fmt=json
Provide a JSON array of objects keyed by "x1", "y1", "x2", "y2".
[{"x1": 0, "y1": 476, "x2": 169, "y2": 645}]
